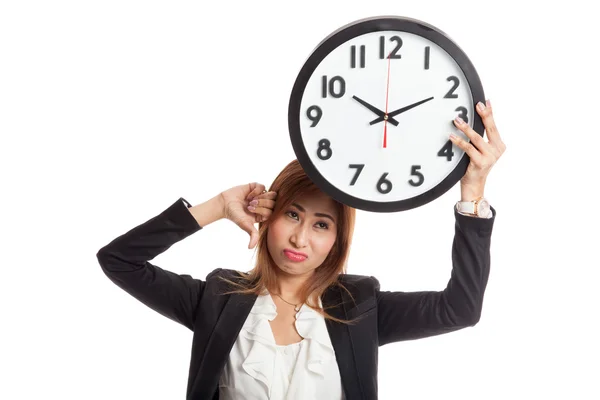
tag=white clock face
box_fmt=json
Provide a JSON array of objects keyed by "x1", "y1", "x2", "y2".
[{"x1": 295, "y1": 29, "x2": 477, "y2": 206}]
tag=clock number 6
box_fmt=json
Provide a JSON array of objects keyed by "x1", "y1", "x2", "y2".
[
  {"x1": 349, "y1": 166, "x2": 394, "y2": 195},
  {"x1": 377, "y1": 172, "x2": 393, "y2": 194},
  {"x1": 408, "y1": 165, "x2": 424, "y2": 187},
  {"x1": 306, "y1": 105, "x2": 322, "y2": 127},
  {"x1": 317, "y1": 139, "x2": 332, "y2": 160}
]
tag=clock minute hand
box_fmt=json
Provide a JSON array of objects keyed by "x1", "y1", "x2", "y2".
[
  {"x1": 369, "y1": 96, "x2": 435, "y2": 125},
  {"x1": 352, "y1": 95, "x2": 399, "y2": 126}
]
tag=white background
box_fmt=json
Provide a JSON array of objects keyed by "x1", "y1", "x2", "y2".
[{"x1": 2, "y1": 0, "x2": 599, "y2": 399}]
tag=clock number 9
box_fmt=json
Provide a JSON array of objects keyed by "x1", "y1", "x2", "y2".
[
  {"x1": 317, "y1": 139, "x2": 332, "y2": 160},
  {"x1": 306, "y1": 105, "x2": 323, "y2": 127}
]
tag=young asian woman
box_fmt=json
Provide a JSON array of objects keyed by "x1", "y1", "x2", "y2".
[{"x1": 96, "y1": 99, "x2": 505, "y2": 399}]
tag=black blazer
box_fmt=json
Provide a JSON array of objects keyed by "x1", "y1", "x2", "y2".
[{"x1": 96, "y1": 197, "x2": 495, "y2": 400}]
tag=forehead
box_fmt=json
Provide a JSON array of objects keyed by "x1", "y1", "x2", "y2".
[{"x1": 292, "y1": 192, "x2": 337, "y2": 215}]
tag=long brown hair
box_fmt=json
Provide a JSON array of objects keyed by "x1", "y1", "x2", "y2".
[{"x1": 221, "y1": 159, "x2": 357, "y2": 324}]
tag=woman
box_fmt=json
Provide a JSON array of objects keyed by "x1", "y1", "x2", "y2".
[{"x1": 97, "y1": 100, "x2": 505, "y2": 400}]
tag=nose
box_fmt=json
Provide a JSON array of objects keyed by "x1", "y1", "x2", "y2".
[{"x1": 290, "y1": 224, "x2": 309, "y2": 248}]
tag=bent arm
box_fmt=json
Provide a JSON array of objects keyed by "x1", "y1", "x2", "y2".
[
  {"x1": 96, "y1": 196, "x2": 221, "y2": 331},
  {"x1": 376, "y1": 206, "x2": 496, "y2": 346}
]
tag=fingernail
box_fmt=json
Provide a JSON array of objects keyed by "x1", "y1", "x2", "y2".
[
  {"x1": 247, "y1": 205, "x2": 255, "y2": 211},
  {"x1": 486, "y1": 99, "x2": 491, "y2": 107},
  {"x1": 455, "y1": 116, "x2": 464, "y2": 125},
  {"x1": 477, "y1": 101, "x2": 485, "y2": 111},
  {"x1": 449, "y1": 133, "x2": 458, "y2": 140},
  {"x1": 249, "y1": 200, "x2": 258, "y2": 206}
]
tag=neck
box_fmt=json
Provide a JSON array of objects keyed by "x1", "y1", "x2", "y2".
[{"x1": 274, "y1": 268, "x2": 314, "y2": 303}]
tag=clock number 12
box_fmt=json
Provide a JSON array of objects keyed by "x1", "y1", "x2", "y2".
[{"x1": 380, "y1": 35, "x2": 403, "y2": 59}]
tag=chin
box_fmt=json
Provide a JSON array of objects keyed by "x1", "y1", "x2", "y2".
[{"x1": 277, "y1": 260, "x2": 315, "y2": 276}]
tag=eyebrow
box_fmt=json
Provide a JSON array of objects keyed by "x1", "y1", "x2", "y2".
[{"x1": 291, "y1": 203, "x2": 336, "y2": 223}]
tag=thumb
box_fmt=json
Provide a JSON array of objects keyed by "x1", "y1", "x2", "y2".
[
  {"x1": 239, "y1": 220, "x2": 259, "y2": 249},
  {"x1": 248, "y1": 228, "x2": 259, "y2": 249}
]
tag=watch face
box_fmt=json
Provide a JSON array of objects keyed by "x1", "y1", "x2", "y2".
[
  {"x1": 479, "y1": 198, "x2": 491, "y2": 216},
  {"x1": 288, "y1": 16, "x2": 485, "y2": 213}
]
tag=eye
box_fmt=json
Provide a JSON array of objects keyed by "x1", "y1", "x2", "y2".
[
  {"x1": 285, "y1": 211, "x2": 329, "y2": 230},
  {"x1": 286, "y1": 211, "x2": 299, "y2": 220},
  {"x1": 316, "y1": 222, "x2": 329, "y2": 230}
]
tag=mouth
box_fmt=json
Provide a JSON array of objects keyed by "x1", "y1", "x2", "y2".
[{"x1": 283, "y1": 249, "x2": 307, "y2": 262}]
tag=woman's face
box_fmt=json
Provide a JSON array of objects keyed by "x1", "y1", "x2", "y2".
[{"x1": 267, "y1": 192, "x2": 338, "y2": 277}]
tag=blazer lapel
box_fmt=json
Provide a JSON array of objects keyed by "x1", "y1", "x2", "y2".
[
  {"x1": 198, "y1": 291, "x2": 257, "y2": 393},
  {"x1": 323, "y1": 285, "x2": 363, "y2": 400}
]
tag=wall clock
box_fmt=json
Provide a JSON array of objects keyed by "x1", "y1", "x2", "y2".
[{"x1": 288, "y1": 16, "x2": 485, "y2": 212}]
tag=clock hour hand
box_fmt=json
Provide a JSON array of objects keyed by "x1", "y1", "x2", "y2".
[
  {"x1": 352, "y1": 95, "x2": 399, "y2": 126},
  {"x1": 369, "y1": 96, "x2": 435, "y2": 125}
]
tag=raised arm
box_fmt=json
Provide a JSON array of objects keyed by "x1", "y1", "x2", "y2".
[
  {"x1": 376, "y1": 206, "x2": 496, "y2": 346},
  {"x1": 96, "y1": 183, "x2": 277, "y2": 331},
  {"x1": 96, "y1": 195, "x2": 224, "y2": 331}
]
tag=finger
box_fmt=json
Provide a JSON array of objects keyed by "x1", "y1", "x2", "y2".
[
  {"x1": 249, "y1": 198, "x2": 275, "y2": 210},
  {"x1": 476, "y1": 100, "x2": 501, "y2": 144},
  {"x1": 453, "y1": 116, "x2": 488, "y2": 154},
  {"x1": 449, "y1": 133, "x2": 483, "y2": 164},
  {"x1": 253, "y1": 190, "x2": 277, "y2": 200},
  {"x1": 248, "y1": 205, "x2": 274, "y2": 221},
  {"x1": 255, "y1": 211, "x2": 271, "y2": 224},
  {"x1": 245, "y1": 182, "x2": 266, "y2": 201}
]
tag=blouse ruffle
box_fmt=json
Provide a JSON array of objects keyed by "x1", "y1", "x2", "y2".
[{"x1": 239, "y1": 293, "x2": 336, "y2": 391}]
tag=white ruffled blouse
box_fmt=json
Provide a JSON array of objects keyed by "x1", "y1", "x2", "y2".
[{"x1": 218, "y1": 292, "x2": 345, "y2": 399}]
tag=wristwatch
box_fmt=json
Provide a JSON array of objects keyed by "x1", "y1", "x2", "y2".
[{"x1": 456, "y1": 196, "x2": 491, "y2": 218}]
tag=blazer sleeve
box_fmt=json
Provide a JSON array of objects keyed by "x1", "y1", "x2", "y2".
[
  {"x1": 376, "y1": 206, "x2": 496, "y2": 346},
  {"x1": 96, "y1": 197, "x2": 214, "y2": 331}
]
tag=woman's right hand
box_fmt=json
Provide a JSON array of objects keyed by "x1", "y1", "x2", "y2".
[{"x1": 220, "y1": 182, "x2": 277, "y2": 249}]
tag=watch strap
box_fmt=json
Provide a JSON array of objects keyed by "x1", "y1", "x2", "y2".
[
  {"x1": 456, "y1": 200, "x2": 477, "y2": 215},
  {"x1": 456, "y1": 196, "x2": 485, "y2": 216}
]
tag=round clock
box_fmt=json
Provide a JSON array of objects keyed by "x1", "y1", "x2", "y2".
[{"x1": 288, "y1": 16, "x2": 485, "y2": 213}]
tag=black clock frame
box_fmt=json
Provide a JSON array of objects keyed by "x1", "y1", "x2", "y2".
[{"x1": 288, "y1": 15, "x2": 485, "y2": 213}]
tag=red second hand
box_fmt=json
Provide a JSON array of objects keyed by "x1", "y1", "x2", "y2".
[{"x1": 383, "y1": 55, "x2": 391, "y2": 149}]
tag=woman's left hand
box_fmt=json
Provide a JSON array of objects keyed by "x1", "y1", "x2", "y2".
[{"x1": 449, "y1": 99, "x2": 506, "y2": 200}]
